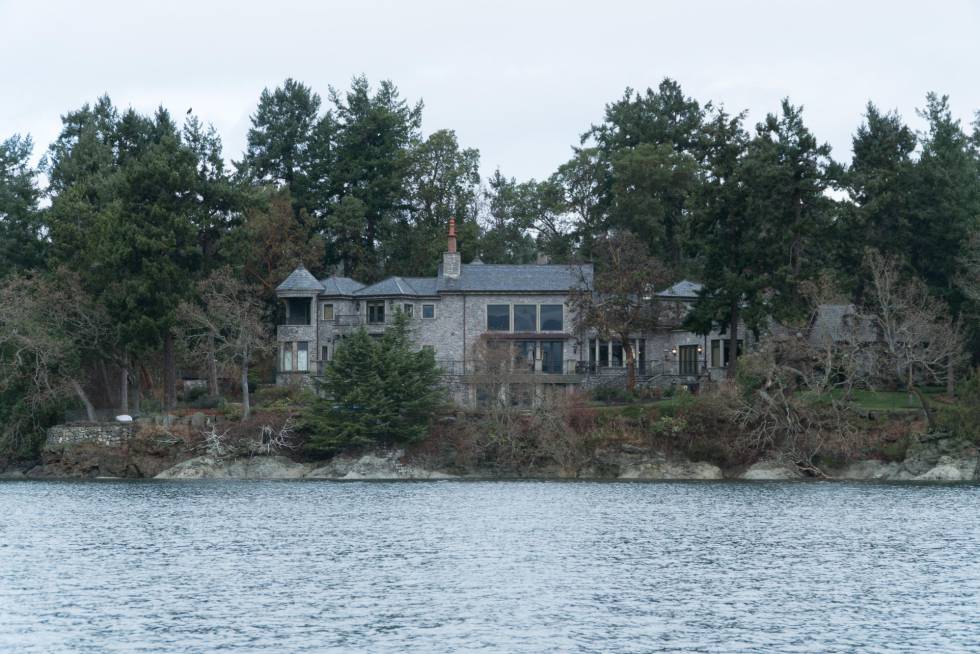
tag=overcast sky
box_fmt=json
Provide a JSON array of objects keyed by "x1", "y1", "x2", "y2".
[{"x1": 2, "y1": 0, "x2": 978, "y2": 182}]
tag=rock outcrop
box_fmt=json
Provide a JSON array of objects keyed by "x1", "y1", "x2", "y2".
[
  {"x1": 740, "y1": 461, "x2": 804, "y2": 480},
  {"x1": 306, "y1": 450, "x2": 455, "y2": 480},
  {"x1": 156, "y1": 455, "x2": 310, "y2": 480},
  {"x1": 618, "y1": 459, "x2": 723, "y2": 480}
]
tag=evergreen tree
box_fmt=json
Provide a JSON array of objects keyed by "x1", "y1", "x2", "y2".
[
  {"x1": 240, "y1": 78, "x2": 325, "y2": 219},
  {"x1": 610, "y1": 142, "x2": 697, "y2": 266},
  {"x1": 908, "y1": 94, "x2": 980, "y2": 308},
  {"x1": 303, "y1": 311, "x2": 444, "y2": 451},
  {"x1": 0, "y1": 134, "x2": 44, "y2": 277},
  {"x1": 838, "y1": 104, "x2": 917, "y2": 295},
  {"x1": 388, "y1": 129, "x2": 480, "y2": 275},
  {"x1": 738, "y1": 99, "x2": 840, "y2": 316},
  {"x1": 327, "y1": 76, "x2": 423, "y2": 278},
  {"x1": 686, "y1": 109, "x2": 766, "y2": 378},
  {"x1": 477, "y1": 169, "x2": 538, "y2": 263},
  {"x1": 580, "y1": 78, "x2": 706, "y2": 265}
]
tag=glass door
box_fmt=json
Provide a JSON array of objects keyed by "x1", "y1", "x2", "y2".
[{"x1": 540, "y1": 341, "x2": 563, "y2": 373}]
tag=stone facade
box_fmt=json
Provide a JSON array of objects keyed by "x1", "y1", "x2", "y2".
[{"x1": 274, "y1": 229, "x2": 754, "y2": 403}]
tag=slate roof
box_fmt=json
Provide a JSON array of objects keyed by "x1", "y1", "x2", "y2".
[
  {"x1": 808, "y1": 304, "x2": 878, "y2": 344},
  {"x1": 276, "y1": 265, "x2": 324, "y2": 293},
  {"x1": 436, "y1": 263, "x2": 593, "y2": 293},
  {"x1": 658, "y1": 280, "x2": 703, "y2": 298},
  {"x1": 319, "y1": 276, "x2": 365, "y2": 296}
]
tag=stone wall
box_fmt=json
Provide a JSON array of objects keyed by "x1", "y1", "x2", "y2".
[{"x1": 46, "y1": 423, "x2": 136, "y2": 448}]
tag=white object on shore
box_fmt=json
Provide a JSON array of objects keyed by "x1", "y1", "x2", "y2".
[{"x1": 115, "y1": 414, "x2": 133, "y2": 423}]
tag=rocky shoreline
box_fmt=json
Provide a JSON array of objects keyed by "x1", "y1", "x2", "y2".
[{"x1": 2, "y1": 421, "x2": 977, "y2": 482}]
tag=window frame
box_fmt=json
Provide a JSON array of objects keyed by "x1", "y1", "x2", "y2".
[
  {"x1": 402, "y1": 303, "x2": 414, "y2": 318},
  {"x1": 367, "y1": 302, "x2": 386, "y2": 325},
  {"x1": 322, "y1": 303, "x2": 334, "y2": 321},
  {"x1": 486, "y1": 304, "x2": 511, "y2": 332},
  {"x1": 539, "y1": 304, "x2": 563, "y2": 331},
  {"x1": 421, "y1": 303, "x2": 436, "y2": 319},
  {"x1": 513, "y1": 304, "x2": 538, "y2": 332}
]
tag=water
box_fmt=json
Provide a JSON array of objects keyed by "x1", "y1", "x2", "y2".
[{"x1": 1, "y1": 480, "x2": 978, "y2": 653}]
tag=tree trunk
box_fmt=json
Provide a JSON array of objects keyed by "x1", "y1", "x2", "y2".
[
  {"x1": 946, "y1": 356, "x2": 955, "y2": 398},
  {"x1": 241, "y1": 352, "x2": 251, "y2": 421},
  {"x1": 622, "y1": 336, "x2": 636, "y2": 392},
  {"x1": 120, "y1": 357, "x2": 129, "y2": 415},
  {"x1": 131, "y1": 367, "x2": 141, "y2": 415},
  {"x1": 98, "y1": 360, "x2": 113, "y2": 407},
  {"x1": 727, "y1": 301, "x2": 739, "y2": 380},
  {"x1": 207, "y1": 332, "x2": 219, "y2": 396},
  {"x1": 71, "y1": 380, "x2": 97, "y2": 422},
  {"x1": 163, "y1": 330, "x2": 177, "y2": 410}
]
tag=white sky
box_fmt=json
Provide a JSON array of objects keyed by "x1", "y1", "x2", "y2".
[{"x1": 2, "y1": 0, "x2": 978, "y2": 182}]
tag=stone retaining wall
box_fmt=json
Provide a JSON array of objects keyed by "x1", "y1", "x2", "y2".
[{"x1": 46, "y1": 423, "x2": 136, "y2": 448}]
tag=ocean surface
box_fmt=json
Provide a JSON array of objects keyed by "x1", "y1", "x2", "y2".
[{"x1": 1, "y1": 479, "x2": 978, "y2": 653}]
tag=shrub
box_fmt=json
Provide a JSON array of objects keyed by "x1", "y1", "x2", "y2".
[
  {"x1": 189, "y1": 395, "x2": 224, "y2": 410},
  {"x1": 254, "y1": 385, "x2": 303, "y2": 408},
  {"x1": 591, "y1": 386, "x2": 633, "y2": 403},
  {"x1": 222, "y1": 402, "x2": 244, "y2": 421},
  {"x1": 933, "y1": 370, "x2": 980, "y2": 444},
  {"x1": 183, "y1": 385, "x2": 208, "y2": 402}
]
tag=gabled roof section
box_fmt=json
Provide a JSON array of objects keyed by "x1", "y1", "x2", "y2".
[
  {"x1": 658, "y1": 280, "x2": 703, "y2": 299},
  {"x1": 319, "y1": 275, "x2": 365, "y2": 296},
  {"x1": 276, "y1": 265, "x2": 324, "y2": 293},
  {"x1": 354, "y1": 276, "x2": 432, "y2": 297},
  {"x1": 437, "y1": 263, "x2": 593, "y2": 293}
]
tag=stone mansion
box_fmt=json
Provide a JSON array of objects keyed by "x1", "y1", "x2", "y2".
[{"x1": 276, "y1": 220, "x2": 749, "y2": 404}]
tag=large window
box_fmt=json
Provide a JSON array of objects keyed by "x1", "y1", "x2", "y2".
[
  {"x1": 281, "y1": 342, "x2": 309, "y2": 372},
  {"x1": 540, "y1": 304, "x2": 563, "y2": 331},
  {"x1": 367, "y1": 302, "x2": 385, "y2": 324},
  {"x1": 711, "y1": 339, "x2": 721, "y2": 368},
  {"x1": 514, "y1": 305, "x2": 537, "y2": 332},
  {"x1": 487, "y1": 305, "x2": 510, "y2": 331},
  {"x1": 296, "y1": 342, "x2": 309, "y2": 371},
  {"x1": 285, "y1": 298, "x2": 311, "y2": 325},
  {"x1": 422, "y1": 303, "x2": 435, "y2": 319}
]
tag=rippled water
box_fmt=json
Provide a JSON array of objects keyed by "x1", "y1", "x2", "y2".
[{"x1": 1, "y1": 480, "x2": 978, "y2": 653}]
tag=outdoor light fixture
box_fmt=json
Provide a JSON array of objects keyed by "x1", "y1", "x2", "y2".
[{"x1": 670, "y1": 347, "x2": 677, "y2": 356}]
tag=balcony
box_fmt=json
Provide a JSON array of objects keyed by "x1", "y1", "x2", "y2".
[{"x1": 436, "y1": 359, "x2": 585, "y2": 382}]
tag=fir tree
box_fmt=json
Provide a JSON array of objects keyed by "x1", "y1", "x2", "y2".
[{"x1": 304, "y1": 310, "x2": 444, "y2": 452}]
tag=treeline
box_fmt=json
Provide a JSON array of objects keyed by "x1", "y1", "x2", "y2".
[{"x1": 1, "y1": 75, "x2": 979, "y2": 457}]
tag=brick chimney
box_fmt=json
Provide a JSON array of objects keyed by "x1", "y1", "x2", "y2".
[{"x1": 443, "y1": 217, "x2": 461, "y2": 278}]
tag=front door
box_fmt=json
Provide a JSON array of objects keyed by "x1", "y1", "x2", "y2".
[{"x1": 678, "y1": 345, "x2": 699, "y2": 376}]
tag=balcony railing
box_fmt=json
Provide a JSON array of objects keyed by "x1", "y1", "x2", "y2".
[{"x1": 436, "y1": 359, "x2": 584, "y2": 376}]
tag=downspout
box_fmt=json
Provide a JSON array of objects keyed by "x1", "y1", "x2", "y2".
[{"x1": 462, "y1": 294, "x2": 467, "y2": 375}]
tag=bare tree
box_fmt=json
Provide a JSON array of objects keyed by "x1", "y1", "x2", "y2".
[
  {"x1": 732, "y1": 278, "x2": 868, "y2": 476},
  {"x1": 570, "y1": 231, "x2": 676, "y2": 391},
  {"x1": 0, "y1": 271, "x2": 113, "y2": 422},
  {"x1": 180, "y1": 268, "x2": 271, "y2": 420},
  {"x1": 862, "y1": 251, "x2": 966, "y2": 421}
]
